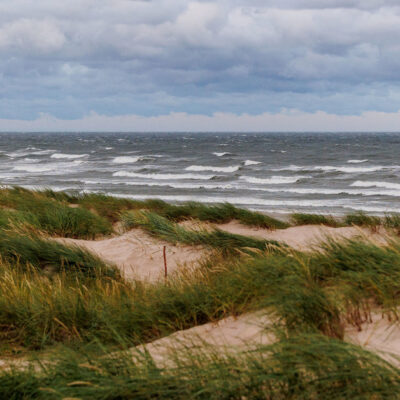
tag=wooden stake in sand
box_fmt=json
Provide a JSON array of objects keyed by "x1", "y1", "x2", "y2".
[{"x1": 163, "y1": 245, "x2": 168, "y2": 279}]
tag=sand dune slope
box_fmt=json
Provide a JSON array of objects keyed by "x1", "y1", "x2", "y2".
[
  {"x1": 217, "y1": 221, "x2": 387, "y2": 250},
  {"x1": 57, "y1": 229, "x2": 206, "y2": 281},
  {"x1": 130, "y1": 311, "x2": 274, "y2": 366}
]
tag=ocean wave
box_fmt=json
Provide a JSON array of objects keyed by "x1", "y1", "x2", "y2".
[
  {"x1": 51, "y1": 153, "x2": 88, "y2": 159},
  {"x1": 112, "y1": 171, "x2": 215, "y2": 180},
  {"x1": 30, "y1": 149, "x2": 57, "y2": 155},
  {"x1": 271, "y1": 165, "x2": 303, "y2": 171},
  {"x1": 112, "y1": 156, "x2": 140, "y2": 164},
  {"x1": 351, "y1": 180, "x2": 400, "y2": 190},
  {"x1": 244, "y1": 160, "x2": 261, "y2": 166},
  {"x1": 314, "y1": 166, "x2": 384, "y2": 173},
  {"x1": 272, "y1": 165, "x2": 384, "y2": 173},
  {"x1": 213, "y1": 152, "x2": 230, "y2": 157},
  {"x1": 186, "y1": 165, "x2": 240, "y2": 173},
  {"x1": 122, "y1": 181, "x2": 234, "y2": 190},
  {"x1": 253, "y1": 187, "x2": 400, "y2": 197},
  {"x1": 347, "y1": 159, "x2": 368, "y2": 164},
  {"x1": 13, "y1": 165, "x2": 53, "y2": 173},
  {"x1": 103, "y1": 193, "x2": 350, "y2": 209},
  {"x1": 240, "y1": 175, "x2": 306, "y2": 184}
]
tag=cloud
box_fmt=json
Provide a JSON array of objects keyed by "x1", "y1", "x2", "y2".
[
  {"x1": 1, "y1": 109, "x2": 400, "y2": 132},
  {"x1": 0, "y1": 1, "x2": 399, "y2": 122}
]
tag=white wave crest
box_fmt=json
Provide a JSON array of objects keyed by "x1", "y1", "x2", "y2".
[
  {"x1": 112, "y1": 156, "x2": 140, "y2": 164},
  {"x1": 13, "y1": 165, "x2": 53, "y2": 173},
  {"x1": 240, "y1": 175, "x2": 306, "y2": 184},
  {"x1": 272, "y1": 165, "x2": 384, "y2": 173},
  {"x1": 185, "y1": 165, "x2": 240, "y2": 173},
  {"x1": 51, "y1": 153, "x2": 88, "y2": 159},
  {"x1": 347, "y1": 159, "x2": 368, "y2": 164},
  {"x1": 244, "y1": 160, "x2": 261, "y2": 166},
  {"x1": 213, "y1": 152, "x2": 230, "y2": 157},
  {"x1": 113, "y1": 171, "x2": 214, "y2": 180},
  {"x1": 121, "y1": 181, "x2": 234, "y2": 190},
  {"x1": 315, "y1": 166, "x2": 383, "y2": 173},
  {"x1": 351, "y1": 180, "x2": 400, "y2": 190}
]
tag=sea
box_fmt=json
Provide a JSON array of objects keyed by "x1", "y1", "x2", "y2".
[{"x1": 1, "y1": 132, "x2": 400, "y2": 215}]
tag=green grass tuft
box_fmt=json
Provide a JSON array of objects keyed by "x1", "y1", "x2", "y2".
[
  {"x1": 1, "y1": 334, "x2": 400, "y2": 399},
  {"x1": 121, "y1": 210, "x2": 281, "y2": 253},
  {"x1": 291, "y1": 213, "x2": 341, "y2": 227},
  {"x1": 344, "y1": 212, "x2": 381, "y2": 229}
]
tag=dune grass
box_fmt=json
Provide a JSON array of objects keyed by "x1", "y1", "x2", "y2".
[
  {"x1": 4, "y1": 234, "x2": 400, "y2": 349},
  {"x1": 0, "y1": 187, "x2": 113, "y2": 238},
  {"x1": 0, "y1": 230, "x2": 116, "y2": 278},
  {"x1": 120, "y1": 210, "x2": 281, "y2": 253},
  {"x1": 3, "y1": 189, "x2": 400, "y2": 397},
  {"x1": 2, "y1": 333, "x2": 400, "y2": 400},
  {"x1": 344, "y1": 211, "x2": 381, "y2": 229},
  {"x1": 41, "y1": 190, "x2": 288, "y2": 228},
  {"x1": 291, "y1": 212, "x2": 341, "y2": 227}
]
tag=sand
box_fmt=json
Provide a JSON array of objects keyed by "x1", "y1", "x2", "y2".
[
  {"x1": 217, "y1": 221, "x2": 387, "y2": 250},
  {"x1": 55, "y1": 221, "x2": 389, "y2": 281},
  {"x1": 125, "y1": 311, "x2": 274, "y2": 366},
  {"x1": 57, "y1": 229, "x2": 206, "y2": 282}
]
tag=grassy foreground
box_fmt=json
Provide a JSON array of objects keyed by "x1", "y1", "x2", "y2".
[{"x1": 1, "y1": 187, "x2": 400, "y2": 398}]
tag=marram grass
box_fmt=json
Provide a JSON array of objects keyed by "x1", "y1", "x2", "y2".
[
  {"x1": 2, "y1": 334, "x2": 400, "y2": 399},
  {"x1": 120, "y1": 210, "x2": 282, "y2": 253}
]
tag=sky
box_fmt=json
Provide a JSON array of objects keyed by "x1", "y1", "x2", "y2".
[{"x1": 0, "y1": 0, "x2": 399, "y2": 131}]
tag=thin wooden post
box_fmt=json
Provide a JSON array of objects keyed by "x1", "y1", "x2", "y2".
[{"x1": 163, "y1": 245, "x2": 167, "y2": 280}]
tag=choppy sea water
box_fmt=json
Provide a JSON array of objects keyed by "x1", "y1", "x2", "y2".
[{"x1": 1, "y1": 132, "x2": 400, "y2": 215}]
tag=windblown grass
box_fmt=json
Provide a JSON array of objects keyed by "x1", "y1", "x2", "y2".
[
  {"x1": 120, "y1": 210, "x2": 281, "y2": 253},
  {"x1": 344, "y1": 211, "x2": 381, "y2": 229},
  {"x1": 0, "y1": 187, "x2": 112, "y2": 238},
  {"x1": 291, "y1": 213, "x2": 341, "y2": 227},
  {"x1": 2, "y1": 334, "x2": 400, "y2": 399},
  {"x1": 0, "y1": 230, "x2": 116, "y2": 278},
  {"x1": 6, "y1": 236, "x2": 400, "y2": 348},
  {"x1": 47, "y1": 191, "x2": 287, "y2": 228}
]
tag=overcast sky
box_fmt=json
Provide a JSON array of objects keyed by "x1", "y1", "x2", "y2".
[{"x1": 1, "y1": 0, "x2": 399, "y2": 131}]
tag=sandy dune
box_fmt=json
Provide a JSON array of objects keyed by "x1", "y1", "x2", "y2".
[
  {"x1": 128, "y1": 311, "x2": 274, "y2": 366},
  {"x1": 131, "y1": 311, "x2": 400, "y2": 367},
  {"x1": 217, "y1": 221, "x2": 387, "y2": 250},
  {"x1": 57, "y1": 229, "x2": 206, "y2": 281},
  {"x1": 345, "y1": 313, "x2": 400, "y2": 366},
  {"x1": 56, "y1": 221, "x2": 390, "y2": 281}
]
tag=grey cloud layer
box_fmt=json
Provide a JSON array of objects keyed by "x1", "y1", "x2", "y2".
[{"x1": 0, "y1": 0, "x2": 399, "y2": 120}]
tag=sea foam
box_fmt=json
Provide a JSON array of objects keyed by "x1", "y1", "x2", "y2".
[
  {"x1": 51, "y1": 153, "x2": 88, "y2": 159},
  {"x1": 240, "y1": 175, "x2": 306, "y2": 184},
  {"x1": 112, "y1": 156, "x2": 140, "y2": 164},
  {"x1": 244, "y1": 160, "x2": 261, "y2": 166},
  {"x1": 113, "y1": 171, "x2": 215, "y2": 180},
  {"x1": 351, "y1": 180, "x2": 400, "y2": 190},
  {"x1": 185, "y1": 165, "x2": 240, "y2": 173}
]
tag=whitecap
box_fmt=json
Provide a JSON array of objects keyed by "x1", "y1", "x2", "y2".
[
  {"x1": 272, "y1": 165, "x2": 384, "y2": 173},
  {"x1": 213, "y1": 152, "x2": 230, "y2": 157},
  {"x1": 13, "y1": 165, "x2": 53, "y2": 173},
  {"x1": 51, "y1": 153, "x2": 88, "y2": 159},
  {"x1": 244, "y1": 160, "x2": 261, "y2": 166},
  {"x1": 347, "y1": 159, "x2": 368, "y2": 164},
  {"x1": 112, "y1": 156, "x2": 140, "y2": 164},
  {"x1": 351, "y1": 180, "x2": 400, "y2": 190},
  {"x1": 122, "y1": 181, "x2": 234, "y2": 190},
  {"x1": 185, "y1": 165, "x2": 240, "y2": 173},
  {"x1": 240, "y1": 175, "x2": 306, "y2": 184},
  {"x1": 112, "y1": 171, "x2": 215, "y2": 180}
]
